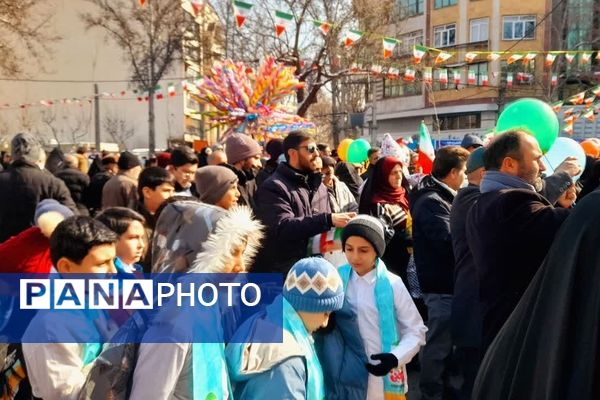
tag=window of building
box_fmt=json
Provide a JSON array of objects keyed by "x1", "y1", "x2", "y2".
[
  {"x1": 432, "y1": 66, "x2": 462, "y2": 91},
  {"x1": 383, "y1": 79, "x2": 423, "y2": 98},
  {"x1": 397, "y1": 30, "x2": 424, "y2": 55},
  {"x1": 503, "y1": 15, "x2": 536, "y2": 40},
  {"x1": 434, "y1": 113, "x2": 481, "y2": 131},
  {"x1": 470, "y1": 18, "x2": 489, "y2": 42},
  {"x1": 500, "y1": 60, "x2": 536, "y2": 85},
  {"x1": 434, "y1": 24, "x2": 456, "y2": 48},
  {"x1": 435, "y1": 0, "x2": 458, "y2": 9},
  {"x1": 470, "y1": 62, "x2": 488, "y2": 85},
  {"x1": 397, "y1": 0, "x2": 424, "y2": 19}
]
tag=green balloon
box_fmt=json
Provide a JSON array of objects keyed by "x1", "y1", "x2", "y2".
[
  {"x1": 346, "y1": 138, "x2": 371, "y2": 163},
  {"x1": 205, "y1": 393, "x2": 217, "y2": 400},
  {"x1": 496, "y1": 98, "x2": 559, "y2": 153}
]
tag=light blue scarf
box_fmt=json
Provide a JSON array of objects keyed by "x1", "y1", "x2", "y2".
[
  {"x1": 480, "y1": 170, "x2": 534, "y2": 193},
  {"x1": 226, "y1": 296, "x2": 325, "y2": 400},
  {"x1": 338, "y1": 260, "x2": 406, "y2": 397}
]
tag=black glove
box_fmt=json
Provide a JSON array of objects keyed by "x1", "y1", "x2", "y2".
[{"x1": 365, "y1": 353, "x2": 398, "y2": 376}]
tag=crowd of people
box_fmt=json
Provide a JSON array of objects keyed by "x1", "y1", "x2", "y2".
[{"x1": 0, "y1": 126, "x2": 596, "y2": 400}]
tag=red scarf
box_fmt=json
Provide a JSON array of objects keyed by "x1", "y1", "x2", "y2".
[{"x1": 371, "y1": 157, "x2": 410, "y2": 211}]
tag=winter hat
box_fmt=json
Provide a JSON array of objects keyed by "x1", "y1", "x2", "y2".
[
  {"x1": 34, "y1": 199, "x2": 74, "y2": 224},
  {"x1": 461, "y1": 134, "x2": 484, "y2": 149},
  {"x1": 195, "y1": 166, "x2": 239, "y2": 205},
  {"x1": 265, "y1": 138, "x2": 284, "y2": 160},
  {"x1": 283, "y1": 257, "x2": 344, "y2": 313},
  {"x1": 11, "y1": 133, "x2": 42, "y2": 164},
  {"x1": 322, "y1": 156, "x2": 337, "y2": 168},
  {"x1": 118, "y1": 151, "x2": 141, "y2": 170},
  {"x1": 466, "y1": 146, "x2": 486, "y2": 174},
  {"x1": 225, "y1": 134, "x2": 262, "y2": 165},
  {"x1": 341, "y1": 215, "x2": 386, "y2": 257},
  {"x1": 156, "y1": 152, "x2": 172, "y2": 168}
]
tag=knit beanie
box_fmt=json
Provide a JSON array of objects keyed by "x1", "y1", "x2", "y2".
[
  {"x1": 225, "y1": 134, "x2": 263, "y2": 165},
  {"x1": 118, "y1": 151, "x2": 141, "y2": 170},
  {"x1": 34, "y1": 199, "x2": 74, "y2": 224},
  {"x1": 195, "y1": 166, "x2": 239, "y2": 205},
  {"x1": 265, "y1": 138, "x2": 284, "y2": 160},
  {"x1": 156, "y1": 152, "x2": 172, "y2": 168},
  {"x1": 283, "y1": 257, "x2": 344, "y2": 313},
  {"x1": 341, "y1": 215, "x2": 386, "y2": 257},
  {"x1": 11, "y1": 133, "x2": 42, "y2": 164},
  {"x1": 466, "y1": 146, "x2": 485, "y2": 174}
]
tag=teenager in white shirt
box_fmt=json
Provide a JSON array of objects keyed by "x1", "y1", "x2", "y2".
[{"x1": 318, "y1": 215, "x2": 427, "y2": 400}]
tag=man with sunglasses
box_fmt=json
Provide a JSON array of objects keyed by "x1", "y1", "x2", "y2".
[{"x1": 254, "y1": 131, "x2": 356, "y2": 274}]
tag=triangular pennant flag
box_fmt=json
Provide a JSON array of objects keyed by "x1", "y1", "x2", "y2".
[
  {"x1": 413, "y1": 45, "x2": 427, "y2": 64},
  {"x1": 404, "y1": 67, "x2": 416, "y2": 81},
  {"x1": 567, "y1": 91, "x2": 585, "y2": 105},
  {"x1": 465, "y1": 52, "x2": 477, "y2": 63},
  {"x1": 564, "y1": 115, "x2": 575, "y2": 124},
  {"x1": 120, "y1": 90, "x2": 127, "y2": 96},
  {"x1": 312, "y1": 20, "x2": 331, "y2": 36},
  {"x1": 274, "y1": 10, "x2": 293, "y2": 37},
  {"x1": 563, "y1": 122, "x2": 574, "y2": 135},
  {"x1": 40, "y1": 100, "x2": 53, "y2": 107},
  {"x1": 168, "y1": 83, "x2": 176, "y2": 97},
  {"x1": 350, "y1": 63, "x2": 360, "y2": 73},
  {"x1": 190, "y1": 0, "x2": 204, "y2": 15},
  {"x1": 523, "y1": 53, "x2": 537, "y2": 64},
  {"x1": 387, "y1": 67, "x2": 400, "y2": 79},
  {"x1": 487, "y1": 52, "x2": 500, "y2": 61},
  {"x1": 581, "y1": 52, "x2": 592, "y2": 64},
  {"x1": 383, "y1": 38, "x2": 398, "y2": 59},
  {"x1": 435, "y1": 51, "x2": 452, "y2": 64},
  {"x1": 564, "y1": 107, "x2": 575, "y2": 117},
  {"x1": 582, "y1": 107, "x2": 595, "y2": 122},
  {"x1": 591, "y1": 85, "x2": 600, "y2": 96},
  {"x1": 439, "y1": 68, "x2": 448, "y2": 85},
  {"x1": 370, "y1": 64, "x2": 382, "y2": 76},
  {"x1": 585, "y1": 96, "x2": 595, "y2": 106},
  {"x1": 565, "y1": 53, "x2": 576, "y2": 64},
  {"x1": 545, "y1": 53, "x2": 557, "y2": 67},
  {"x1": 233, "y1": 0, "x2": 253, "y2": 28},
  {"x1": 423, "y1": 67, "x2": 433, "y2": 84},
  {"x1": 507, "y1": 54, "x2": 523, "y2": 64},
  {"x1": 550, "y1": 101, "x2": 563, "y2": 112},
  {"x1": 344, "y1": 30, "x2": 364, "y2": 48},
  {"x1": 481, "y1": 74, "x2": 489, "y2": 86},
  {"x1": 506, "y1": 72, "x2": 513, "y2": 88},
  {"x1": 156, "y1": 91, "x2": 164, "y2": 100},
  {"x1": 453, "y1": 70, "x2": 461, "y2": 85},
  {"x1": 139, "y1": 0, "x2": 146, "y2": 6},
  {"x1": 468, "y1": 69, "x2": 476, "y2": 85},
  {"x1": 417, "y1": 121, "x2": 435, "y2": 174},
  {"x1": 551, "y1": 73, "x2": 558, "y2": 87}
]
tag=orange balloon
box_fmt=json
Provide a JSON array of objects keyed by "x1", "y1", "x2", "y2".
[
  {"x1": 337, "y1": 138, "x2": 353, "y2": 162},
  {"x1": 580, "y1": 140, "x2": 600, "y2": 158}
]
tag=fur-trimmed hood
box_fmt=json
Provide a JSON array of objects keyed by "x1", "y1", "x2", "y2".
[{"x1": 152, "y1": 200, "x2": 263, "y2": 273}]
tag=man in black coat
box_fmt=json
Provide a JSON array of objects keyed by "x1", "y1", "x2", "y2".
[
  {"x1": 254, "y1": 131, "x2": 355, "y2": 274},
  {"x1": 0, "y1": 133, "x2": 77, "y2": 242},
  {"x1": 223, "y1": 133, "x2": 263, "y2": 210},
  {"x1": 55, "y1": 154, "x2": 90, "y2": 215},
  {"x1": 466, "y1": 131, "x2": 576, "y2": 353},
  {"x1": 410, "y1": 145, "x2": 470, "y2": 400}
]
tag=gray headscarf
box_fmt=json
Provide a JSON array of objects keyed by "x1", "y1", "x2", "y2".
[
  {"x1": 195, "y1": 165, "x2": 238, "y2": 205},
  {"x1": 11, "y1": 133, "x2": 42, "y2": 164}
]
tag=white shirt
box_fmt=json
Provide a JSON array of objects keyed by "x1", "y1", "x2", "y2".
[{"x1": 346, "y1": 268, "x2": 427, "y2": 400}]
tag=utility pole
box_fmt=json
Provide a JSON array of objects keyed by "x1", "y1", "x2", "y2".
[
  {"x1": 94, "y1": 83, "x2": 100, "y2": 151},
  {"x1": 370, "y1": 77, "x2": 377, "y2": 145}
]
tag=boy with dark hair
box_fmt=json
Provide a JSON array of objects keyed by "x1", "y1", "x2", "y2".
[
  {"x1": 96, "y1": 207, "x2": 146, "y2": 273},
  {"x1": 169, "y1": 146, "x2": 199, "y2": 197},
  {"x1": 22, "y1": 216, "x2": 118, "y2": 400},
  {"x1": 136, "y1": 166, "x2": 175, "y2": 228}
]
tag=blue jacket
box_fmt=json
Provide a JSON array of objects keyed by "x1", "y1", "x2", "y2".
[
  {"x1": 254, "y1": 162, "x2": 332, "y2": 274},
  {"x1": 233, "y1": 356, "x2": 307, "y2": 399}
]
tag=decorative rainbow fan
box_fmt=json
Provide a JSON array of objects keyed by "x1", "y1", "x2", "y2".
[{"x1": 189, "y1": 57, "x2": 315, "y2": 140}]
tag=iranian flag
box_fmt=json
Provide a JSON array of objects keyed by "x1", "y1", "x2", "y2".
[
  {"x1": 387, "y1": 68, "x2": 400, "y2": 79},
  {"x1": 439, "y1": 68, "x2": 448, "y2": 85},
  {"x1": 274, "y1": 10, "x2": 293, "y2": 37},
  {"x1": 506, "y1": 72, "x2": 513, "y2": 88},
  {"x1": 435, "y1": 52, "x2": 452, "y2": 64},
  {"x1": 233, "y1": 0, "x2": 253, "y2": 28},
  {"x1": 382, "y1": 38, "x2": 398, "y2": 59},
  {"x1": 582, "y1": 107, "x2": 595, "y2": 122},
  {"x1": 591, "y1": 85, "x2": 600, "y2": 96},
  {"x1": 168, "y1": 83, "x2": 176, "y2": 97},
  {"x1": 487, "y1": 52, "x2": 500, "y2": 61},
  {"x1": 567, "y1": 91, "x2": 585, "y2": 105},
  {"x1": 423, "y1": 67, "x2": 433, "y2": 84},
  {"x1": 507, "y1": 54, "x2": 523, "y2": 65},
  {"x1": 404, "y1": 67, "x2": 416, "y2": 81},
  {"x1": 523, "y1": 53, "x2": 537, "y2": 64},
  {"x1": 565, "y1": 53, "x2": 576, "y2": 64},
  {"x1": 550, "y1": 101, "x2": 563, "y2": 112},
  {"x1": 563, "y1": 107, "x2": 575, "y2": 117},
  {"x1": 551, "y1": 73, "x2": 558, "y2": 87},
  {"x1": 581, "y1": 52, "x2": 592, "y2": 64},
  {"x1": 413, "y1": 45, "x2": 427, "y2": 64},
  {"x1": 453, "y1": 70, "x2": 461, "y2": 85},
  {"x1": 545, "y1": 53, "x2": 557, "y2": 66},
  {"x1": 417, "y1": 121, "x2": 435, "y2": 174},
  {"x1": 139, "y1": 0, "x2": 146, "y2": 6},
  {"x1": 313, "y1": 20, "x2": 331, "y2": 35},
  {"x1": 564, "y1": 122, "x2": 574, "y2": 135},
  {"x1": 344, "y1": 30, "x2": 363, "y2": 48},
  {"x1": 467, "y1": 69, "x2": 476, "y2": 85},
  {"x1": 465, "y1": 52, "x2": 477, "y2": 63},
  {"x1": 481, "y1": 74, "x2": 489, "y2": 86},
  {"x1": 190, "y1": 0, "x2": 203, "y2": 15},
  {"x1": 584, "y1": 96, "x2": 595, "y2": 106}
]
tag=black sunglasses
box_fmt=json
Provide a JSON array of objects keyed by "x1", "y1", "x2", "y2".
[{"x1": 297, "y1": 145, "x2": 318, "y2": 154}]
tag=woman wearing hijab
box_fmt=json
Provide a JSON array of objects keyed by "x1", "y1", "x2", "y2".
[
  {"x1": 359, "y1": 156, "x2": 412, "y2": 284},
  {"x1": 472, "y1": 189, "x2": 600, "y2": 400}
]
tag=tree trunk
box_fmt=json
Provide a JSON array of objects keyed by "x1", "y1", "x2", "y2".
[{"x1": 148, "y1": 88, "x2": 155, "y2": 155}]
